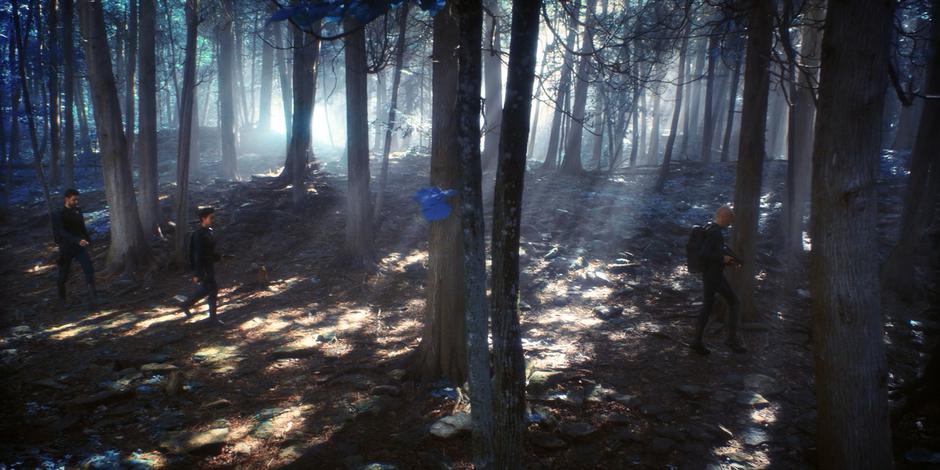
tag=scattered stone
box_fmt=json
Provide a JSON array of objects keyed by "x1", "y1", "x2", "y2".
[
  {"x1": 552, "y1": 297, "x2": 569, "y2": 307},
  {"x1": 12, "y1": 325, "x2": 32, "y2": 337},
  {"x1": 141, "y1": 363, "x2": 178, "y2": 373},
  {"x1": 592, "y1": 305, "x2": 624, "y2": 319},
  {"x1": 69, "y1": 388, "x2": 135, "y2": 407},
  {"x1": 201, "y1": 399, "x2": 232, "y2": 409},
  {"x1": 233, "y1": 442, "x2": 252, "y2": 455},
  {"x1": 741, "y1": 427, "x2": 771, "y2": 446},
  {"x1": 81, "y1": 450, "x2": 122, "y2": 469},
  {"x1": 370, "y1": 385, "x2": 401, "y2": 397},
  {"x1": 124, "y1": 450, "x2": 165, "y2": 469},
  {"x1": 736, "y1": 392, "x2": 769, "y2": 407},
  {"x1": 519, "y1": 302, "x2": 533, "y2": 312},
  {"x1": 742, "y1": 373, "x2": 781, "y2": 395},
  {"x1": 387, "y1": 369, "x2": 407, "y2": 381},
  {"x1": 560, "y1": 421, "x2": 597, "y2": 440},
  {"x1": 429, "y1": 412, "x2": 472, "y2": 439},
  {"x1": 359, "y1": 463, "x2": 398, "y2": 470},
  {"x1": 611, "y1": 393, "x2": 639, "y2": 407},
  {"x1": 529, "y1": 432, "x2": 568, "y2": 449},
  {"x1": 585, "y1": 384, "x2": 615, "y2": 402},
  {"x1": 526, "y1": 369, "x2": 565, "y2": 394},
  {"x1": 600, "y1": 412, "x2": 630, "y2": 426}
]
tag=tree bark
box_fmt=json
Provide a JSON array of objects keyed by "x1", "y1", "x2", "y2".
[
  {"x1": 138, "y1": 0, "x2": 160, "y2": 236},
  {"x1": 680, "y1": 38, "x2": 705, "y2": 159},
  {"x1": 174, "y1": 0, "x2": 199, "y2": 267},
  {"x1": 810, "y1": 0, "x2": 894, "y2": 465},
  {"x1": 720, "y1": 41, "x2": 743, "y2": 163},
  {"x1": 257, "y1": 9, "x2": 275, "y2": 131},
  {"x1": 275, "y1": 22, "x2": 293, "y2": 143},
  {"x1": 76, "y1": 0, "x2": 151, "y2": 273},
  {"x1": 490, "y1": 0, "x2": 540, "y2": 466},
  {"x1": 701, "y1": 35, "x2": 718, "y2": 162},
  {"x1": 452, "y1": 0, "x2": 495, "y2": 467},
  {"x1": 728, "y1": 0, "x2": 773, "y2": 322},
  {"x1": 218, "y1": 0, "x2": 238, "y2": 180},
  {"x1": 559, "y1": 0, "x2": 598, "y2": 174},
  {"x1": 125, "y1": 0, "x2": 137, "y2": 168},
  {"x1": 344, "y1": 18, "x2": 373, "y2": 265},
  {"x1": 646, "y1": 92, "x2": 661, "y2": 164}
]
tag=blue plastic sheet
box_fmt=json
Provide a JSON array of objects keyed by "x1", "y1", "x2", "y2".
[{"x1": 413, "y1": 187, "x2": 456, "y2": 222}]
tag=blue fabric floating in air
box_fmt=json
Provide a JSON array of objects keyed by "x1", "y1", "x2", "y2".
[{"x1": 413, "y1": 187, "x2": 456, "y2": 222}]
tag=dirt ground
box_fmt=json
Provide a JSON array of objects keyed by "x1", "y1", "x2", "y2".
[{"x1": 0, "y1": 134, "x2": 937, "y2": 469}]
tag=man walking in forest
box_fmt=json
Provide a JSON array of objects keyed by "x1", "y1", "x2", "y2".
[
  {"x1": 691, "y1": 205, "x2": 747, "y2": 355},
  {"x1": 179, "y1": 206, "x2": 225, "y2": 325},
  {"x1": 54, "y1": 188, "x2": 98, "y2": 309}
]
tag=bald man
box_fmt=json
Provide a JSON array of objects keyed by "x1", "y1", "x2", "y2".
[{"x1": 691, "y1": 206, "x2": 747, "y2": 355}]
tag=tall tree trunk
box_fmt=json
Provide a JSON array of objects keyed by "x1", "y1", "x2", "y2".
[
  {"x1": 490, "y1": 0, "x2": 540, "y2": 465},
  {"x1": 882, "y1": 1, "x2": 940, "y2": 301},
  {"x1": 257, "y1": 11, "x2": 275, "y2": 131},
  {"x1": 452, "y1": 0, "x2": 495, "y2": 467},
  {"x1": 542, "y1": 0, "x2": 579, "y2": 170},
  {"x1": 286, "y1": 23, "x2": 320, "y2": 208},
  {"x1": 344, "y1": 19, "x2": 373, "y2": 265},
  {"x1": 410, "y1": 4, "x2": 467, "y2": 384},
  {"x1": 14, "y1": 0, "x2": 54, "y2": 219},
  {"x1": 76, "y1": 0, "x2": 151, "y2": 273},
  {"x1": 275, "y1": 23, "x2": 293, "y2": 143},
  {"x1": 810, "y1": 0, "x2": 893, "y2": 465},
  {"x1": 75, "y1": 79, "x2": 91, "y2": 154},
  {"x1": 655, "y1": 8, "x2": 691, "y2": 192},
  {"x1": 481, "y1": 8, "x2": 503, "y2": 171},
  {"x1": 590, "y1": 91, "x2": 605, "y2": 171},
  {"x1": 138, "y1": 0, "x2": 160, "y2": 236},
  {"x1": 125, "y1": 0, "x2": 137, "y2": 167},
  {"x1": 782, "y1": 0, "x2": 822, "y2": 261},
  {"x1": 47, "y1": 0, "x2": 61, "y2": 187},
  {"x1": 63, "y1": 0, "x2": 75, "y2": 189},
  {"x1": 375, "y1": 3, "x2": 410, "y2": 221},
  {"x1": 720, "y1": 40, "x2": 743, "y2": 162},
  {"x1": 646, "y1": 92, "x2": 662, "y2": 165},
  {"x1": 373, "y1": 71, "x2": 386, "y2": 153},
  {"x1": 629, "y1": 91, "x2": 640, "y2": 167},
  {"x1": 559, "y1": 0, "x2": 597, "y2": 174},
  {"x1": 173, "y1": 0, "x2": 198, "y2": 267},
  {"x1": 218, "y1": 0, "x2": 238, "y2": 180},
  {"x1": 728, "y1": 0, "x2": 773, "y2": 322},
  {"x1": 701, "y1": 34, "x2": 718, "y2": 162}
]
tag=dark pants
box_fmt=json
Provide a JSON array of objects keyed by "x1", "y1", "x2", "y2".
[
  {"x1": 694, "y1": 274, "x2": 739, "y2": 344},
  {"x1": 183, "y1": 270, "x2": 218, "y2": 317},
  {"x1": 57, "y1": 246, "x2": 96, "y2": 300}
]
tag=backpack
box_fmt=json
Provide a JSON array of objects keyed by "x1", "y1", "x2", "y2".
[
  {"x1": 188, "y1": 230, "x2": 199, "y2": 271},
  {"x1": 686, "y1": 223, "x2": 711, "y2": 274}
]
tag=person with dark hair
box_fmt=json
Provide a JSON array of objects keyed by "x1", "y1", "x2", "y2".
[
  {"x1": 53, "y1": 189, "x2": 98, "y2": 308},
  {"x1": 179, "y1": 206, "x2": 225, "y2": 325},
  {"x1": 691, "y1": 205, "x2": 747, "y2": 355}
]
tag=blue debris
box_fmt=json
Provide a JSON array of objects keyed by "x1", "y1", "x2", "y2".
[
  {"x1": 413, "y1": 187, "x2": 456, "y2": 222},
  {"x1": 429, "y1": 379, "x2": 458, "y2": 400}
]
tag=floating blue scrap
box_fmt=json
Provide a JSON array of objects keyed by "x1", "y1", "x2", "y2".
[{"x1": 413, "y1": 187, "x2": 456, "y2": 222}]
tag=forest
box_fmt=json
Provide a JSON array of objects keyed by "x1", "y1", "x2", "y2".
[{"x1": 0, "y1": 0, "x2": 938, "y2": 468}]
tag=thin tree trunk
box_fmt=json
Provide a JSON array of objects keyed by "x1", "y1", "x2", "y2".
[
  {"x1": 138, "y1": 0, "x2": 160, "y2": 236},
  {"x1": 344, "y1": 18, "x2": 373, "y2": 265},
  {"x1": 76, "y1": 0, "x2": 151, "y2": 273},
  {"x1": 559, "y1": 0, "x2": 597, "y2": 174},
  {"x1": 646, "y1": 92, "x2": 661, "y2": 165},
  {"x1": 720, "y1": 42, "x2": 743, "y2": 163},
  {"x1": 75, "y1": 79, "x2": 91, "y2": 154},
  {"x1": 47, "y1": 0, "x2": 61, "y2": 187},
  {"x1": 63, "y1": 0, "x2": 75, "y2": 189},
  {"x1": 701, "y1": 35, "x2": 718, "y2": 162},
  {"x1": 276, "y1": 22, "x2": 293, "y2": 143},
  {"x1": 542, "y1": 0, "x2": 579, "y2": 170},
  {"x1": 810, "y1": 0, "x2": 894, "y2": 465},
  {"x1": 481, "y1": 8, "x2": 503, "y2": 170},
  {"x1": 655, "y1": 7, "x2": 691, "y2": 192},
  {"x1": 174, "y1": 0, "x2": 198, "y2": 267},
  {"x1": 728, "y1": 0, "x2": 773, "y2": 322},
  {"x1": 375, "y1": 3, "x2": 410, "y2": 221},
  {"x1": 490, "y1": 0, "x2": 540, "y2": 465},
  {"x1": 258, "y1": 10, "x2": 275, "y2": 131},
  {"x1": 125, "y1": 0, "x2": 137, "y2": 167},
  {"x1": 218, "y1": 0, "x2": 237, "y2": 180},
  {"x1": 452, "y1": 0, "x2": 495, "y2": 467},
  {"x1": 287, "y1": 23, "x2": 320, "y2": 208}
]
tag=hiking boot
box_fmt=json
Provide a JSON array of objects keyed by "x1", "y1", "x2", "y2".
[
  {"x1": 690, "y1": 342, "x2": 711, "y2": 356},
  {"x1": 726, "y1": 340, "x2": 747, "y2": 354}
]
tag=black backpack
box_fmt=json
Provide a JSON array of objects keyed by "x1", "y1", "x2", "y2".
[
  {"x1": 686, "y1": 223, "x2": 711, "y2": 274},
  {"x1": 188, "y1": 230, "x2": 199, "y2": 271}
]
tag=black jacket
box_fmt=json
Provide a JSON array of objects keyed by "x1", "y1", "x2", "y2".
[
  {"x1": 699, "y1": 223, "x2": 728, "y2": 280},
  {"x1": 53, "y1": 206, "x2": 91, "y2": 249},
  {"x1": 192, "y1": 227, "x2": 221, "y2": 278}
]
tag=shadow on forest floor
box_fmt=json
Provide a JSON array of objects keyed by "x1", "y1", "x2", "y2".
[{"x1": 0, "y1": 144, "x2": 936, "y2": 469}]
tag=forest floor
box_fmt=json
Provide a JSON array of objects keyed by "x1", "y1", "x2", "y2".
[{"x1": 0, "y1": 131, "x2": 937, "y2": 469}]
